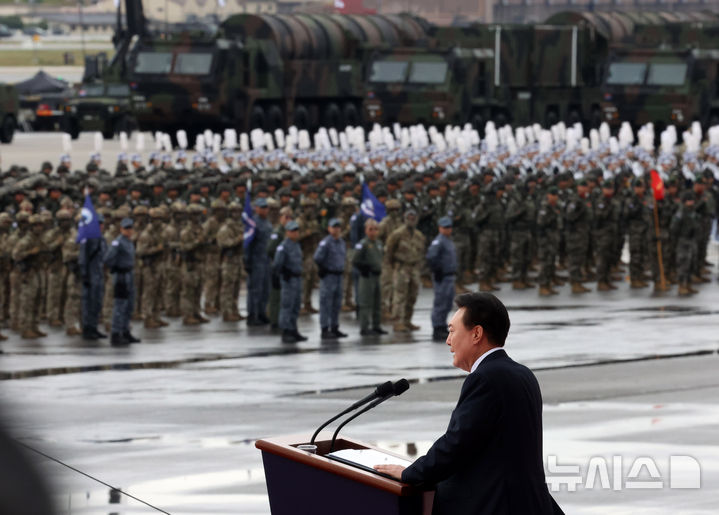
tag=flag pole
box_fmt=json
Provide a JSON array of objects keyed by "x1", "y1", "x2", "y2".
[{"x1": 652, "y1": 200, "x2": 666, "y2": 291}]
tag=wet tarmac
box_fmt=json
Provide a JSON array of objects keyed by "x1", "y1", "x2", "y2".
[
  {"x1": 1, "y1": 280, "x2": 718, "y2": 514},
  {"x1": 1, "y1": 133, "x2": 719, "y2": 513}
]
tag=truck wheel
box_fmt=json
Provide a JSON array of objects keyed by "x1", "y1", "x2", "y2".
[
  {"x1": 342, "y1": 102, "x2": 359, "y2": 128},
  {"x1": 294, "y1": 104, "x2": 310, "y2": 131},
  {"x1": 323, "y1": 103, "x2": 341, "y2": 129},
  {"x1": 60, "y1": 116, "x2": 80, "y2": 140},
  {"x1": 0, "y1": 115, "x2": 14, "y2": 143},
  {"x1": 250, "y1": 105, "x2": 265, "y2": 130},
  {"x1": 102, "y1": 125, "x2": 114, "y2": 140},
  {"x1": 115, "y1": 114, "x2": 133, "y2": 137}
]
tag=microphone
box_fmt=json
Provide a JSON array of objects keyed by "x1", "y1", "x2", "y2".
[
  {"x1": 310, "y1": 381, "x2": 394, "y2": 445},
  {"x1": 329, "y1": 379, "x2": 410, "y2": 452}
]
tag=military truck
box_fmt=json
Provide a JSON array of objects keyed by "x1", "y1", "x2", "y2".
[
  {"x1": 62, "y1": 53, "x2": 137, "y2": 140},
  {"x1": 0, "y1": 82, "x2": 18, "y2": 143},
  {"x1": 364, "y1": 20, "x2": 608, "y2": 131},
  {"x1": 128, "y1": 13, "x2": 428, "y2": 138},
  {"x1": 598, "y1": 14, "x2": 719, "y2": 131}
]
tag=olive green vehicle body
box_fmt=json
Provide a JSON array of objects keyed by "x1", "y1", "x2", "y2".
[
  {"x1": 128, "y1": 13, "x2": 428, "y2": 137},
  {"x1": 63, "y1": 81, "x2": 135, "y2": 140},
  {"x1": 0, "y1": 82, "x2": 19, "y2": 143}
]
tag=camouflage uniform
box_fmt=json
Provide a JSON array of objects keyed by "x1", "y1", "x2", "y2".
[
  {"x1": 297, "y1": 199, "x2": 321, "y2": 313},
  {"x1": 163, "y1": 203, "x2": 185, "y2": 318},
  {"x1": 506, "y1": 187, "x2": 535, "y2": 288},
  {"x1": 564, "y1": 190, "x2": 592, "y2": 290},
  {"x1": 62, "y1": 222, "x2": 82, "y2": 336},
  {"x1": 385, "y1": 222, "x2": 425, "y2": 331},
  {"x1": 8, "y1": 212, "x2": 29, "y2": 331},
  {"x1": 202, "y1": 200, "x2": 226, "y2": 316},
  {"x1": 43, "y1": 211, "x2": 70, "y2": 326},
  {"x1": 625, "y1": 189, "x2": 650, "y2": 285},
  {"x1": 475, "y1": 187, "x2": 504, "y2": 290},
  {"x1": 217, "y1": 204, "x2": 244, "y2": 321},
  {"x1": 179, "y1": 204, "x2": 207, "y2": 325},
  {"x1": 352, "y1": 234, "x2": 383, "y2": 333},
  {"x1": 536, "y1": 196, "x2": 561, "y2": 293},
  {"x1": 12, "y1": 215, "x2": 46, "y2": 338},
  {"x1": 593, "y1": 191, "x2": 619, "y2": 288},
  {"x1": 136, "y1": 208, "x2": 167, "y2": 328},
  {"x1": 377, "y1": 200, "x2": 402, "y2": 318},
  {"x1": 671, "y1": 199, "x2": 699, "y2": 292},
  {"x1": 339, "y1": 199, "x2": 358, "y2": 310},
  {"x1": 131, "y1": 205, "x2": 149, "y2": 320}
]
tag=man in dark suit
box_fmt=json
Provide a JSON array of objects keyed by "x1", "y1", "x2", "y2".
[{"x1": 375, "y1": 292, "x2": 563, "y2": 515}]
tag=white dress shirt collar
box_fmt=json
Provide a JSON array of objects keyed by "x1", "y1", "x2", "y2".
[{"x1": 470, "y1": 347, "x2": 504, "y2": 373}]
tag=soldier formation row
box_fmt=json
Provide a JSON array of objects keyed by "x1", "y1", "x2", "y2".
[{"x1": 1, "y1": 121, "x2": 718, "y2": 343}]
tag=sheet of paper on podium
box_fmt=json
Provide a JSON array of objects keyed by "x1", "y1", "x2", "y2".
[{"x1": 327, "y1": 448, "x2": 413, "y2": 475}]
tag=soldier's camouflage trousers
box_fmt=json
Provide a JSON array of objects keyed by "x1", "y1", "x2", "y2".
[
  {"x1": 0, "y1": 266, "x2": 10, "y2": 324},
  {"x1": 220, "y1": 256, "x2": 241, "y2": 317},
  {"x1": 204, "y1": 250, "x2": 221, "y2": 312},
  {"x1": 164, "y1": 259, "x2": 181, "y2": 316},
  {"x1": 64, "y1": 268, "x2": 81, "y2": 331},
  {"x1": 677, "y1": 238, "x2": 697, "y2": 285},
  {"x1": 510, "y1": 230, "x2": 531, "y2": 282},
  {"x1": 181, "y1": 263, "x2": 202, "y2": 318},
  {"x1": 102, "y1": 269, "x2": 114, "y2": 326},
  {"x1": 453, "y1": 233, "x2": 470, "y2": 283},
  {"x1": 595, "y1": 230, "x2": 615, "y2": 284},
  {"x1": 477, "y1": 229, "x2": 501, "y2": 282},
  {"x1": 537, "y1": 235, "x2": 559, "y2": 287},
  {"x1": 133, "y1": 259, "x2": 143, "y2": 319},
  {"x1": 566, "y1": 231, "x2": 589, "y2": 283},
  {"x1": 343, "y1": 250, "x2": 354, "y2": 307},
  {"x1": 628, "y1": 228, "x2": 648, "y2": 281},
  {"x1": 19, "y1": 268, "x2": 41, "y2": 332},
  {"x1": 380, "y1": 259, "x2": 394, "y2": 314},
  {"x1": 392, "y1": 264, "x2": 420, "y2": 325},
  {"x1": 141, "y1": 260, "x2": 163, "y2": 321},
  {"x1": 302, "y1": 255, "x2": 318, "y2": 308},
  {"x1": 648, "y1": 232, "x2": 671, "y2": 283},
  {"x1": 10, "y1": 267, "x2": 21, "y2": 331}
]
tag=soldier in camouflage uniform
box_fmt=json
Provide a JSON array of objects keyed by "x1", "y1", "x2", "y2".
[
  {"x1": 594, "y1": 180, "x2": 620, "y2": 291},
  {"x1": 385, "y1": 210, "x2": 425, "y2": 332},
  {"x1": 506, "y1": 178, "x2": 536, "y2": 289},
  {"x1": 693, "y1": 175, "x2": 716, "y2": 282},
  {"x1": 136, "y1": 207, "x2": 168, "y2": 328},
  {"x1": 131, "y1": 205, "x2": 149, "y2": 320},
  {"x1": 377, "y1": 198, "x2": 402, "y2": 320},
  {"x1": 352, "y1": 218, "x2": 386, "y2": 336},
  {"x1": 8, "y1": 212, "x2": 29, "y2": 332},
  {"x1": 564, "y1": 180, "x2": 592, "y2": 294},
  {"x1": 217, "y1": 202, "x2": 244, "y2": 322},
  {"x1": 12, "y1": 214, "x2": 46, "y2": 339},
  {"x1": 60, "y1": 210, "x2": 82, "y2": 336},
  {"x1": 672, "y1": 191, "x2": 699, "y2": 296},
  {"x1": 536, "y1": 187, "x2": 561, "y2": 296},
  {"x1": 163, "y1": 202, "x2": 185, "y2": 318},
  {"x1": 180, "y1": 204, "x2": 209, "y2": 325},
  {"x1": 475, "y1": 182, "x2": 504, "y2": 292},
  {"x1": 297, "y1": 197, "x2": 321, "y2": 314},
  {"x1": 38, "y1": 210, "x2": 53, "y2": 322},
  {"x1": 625, "y1": 178, "x2": 651, "y2": 288},
  {"x1": 202, "y1": 199, "x2": 227, "y2": 316},
  {"x1": 44, "y1": 209, "x2": 71, "y2": 326}
]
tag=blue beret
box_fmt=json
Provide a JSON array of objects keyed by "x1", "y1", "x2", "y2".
[
  {"x1": 285, "y1": 220, "x2": 299, "y2": 231},
  {"x1": 438, "y1": 216, "x2": 452, "y2": 228},
  {"x1": 254, "y1": 197, "x2": 268, "y2": 208},
  {"x1": 328, "y1": 217, "x2": 341, "y2": 227},
  {"x1": 120, "y1": 217, "x2": 134, "y2": 229}
]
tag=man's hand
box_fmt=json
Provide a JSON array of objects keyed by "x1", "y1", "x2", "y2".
[{"x1": 373, "y1": 464, "x2": 406, "y2": 480}]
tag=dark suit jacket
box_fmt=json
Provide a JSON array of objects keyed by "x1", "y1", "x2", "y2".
[{"x1": 402, "y1": 349, "x2": 563, "y2": 515}]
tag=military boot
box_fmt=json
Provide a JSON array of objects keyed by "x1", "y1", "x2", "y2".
[
  {"x1": 222, "y1": 312, "x2": 241, "y2": 322},
  {"x1": 123, "y1": 331, "x2": 141, "y2": 344},
  {"x1": 21, "y1": 329, "x2": 39, "y2": 339},
  {"x1": 144, "y1": 318, "x2": 163, "y2": 329},
  {"x1": 156, "y1": 318, "x2": 169, "y2": 327},
  {"x1": 183, "y1": 315, "x2": 202, "y2": 326},
  {"x1": 0, "y1": 332, "x2": 7, "y2": 341},
  {"x1": 630, "y1": 279, "x2": 648, "y2": 289},
  {"x1": 597, "y1": 282, "x2": 612, "y2": 292},
  {"x1": 331, "y1": 326, "x2": 348, "y2": 338},
  {"x1": 479, "y1": 281, "x2": 495, "y2": 292},
  {"x1": 49, "y1": 319, "x2": 63, "y2": 328},
  {"x1": 688, "y1": 284, "x2": 699, "y2": 294},
  {"x1": 571, "y1": 282, "x2": 590, "y2": 294},
  {"x1": 432, "y1": 328, "x2": 448, "y2": 342},
  {"x1": 293, "y1": 330, "x2": 308, "y2": 342},
  {"x1": 34, "y1": 327, "x2": 47, "y2": 337},
  {"x1": 204, "y1": 306, "x2": 219, "y2": 316},
  {"x1": 538, "y1": 286, "x2": 553, "y2": 296},
  {"x1": 66, "y1": 326, "x2": 82, "y2": 336},
  {"x1": 512, "y1": 281, "x2": 526, "y2": 290},
  {"x1": 341, "y1": 303, "x2": 356, "y2": 313},
  {"x1": 393, "y1": 322, "x2": 411, "y2": 333},
  {"x1": 522, "y1": 281, "x2": 536, "y2": 289},
  {"x1": 678, "y1": 283, "x2": 692, "y2": 296},
  {"x1": 552, "y1": 276, "x2": 566, "y2": 287},
  {"x1": 198, "y1": 315, "x2": 211, "y2": 324},
  {"x1": 455, "y1": 283, "x2": 470, "y2": 294},
  {"x1": 408, "y1": 323, "x2": 421, "y2": 331},
  {"x1": 421, "y1": 277, "x2": 433, "y2": 289},
  {"x1": 653, "y1": 283, "x2": 670, "y2": 293}
]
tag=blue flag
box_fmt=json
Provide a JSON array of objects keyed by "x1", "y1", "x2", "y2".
[
  {"x1": 242, "y1": 191, "x2": 256, "y2": 250},
  {"x1": 360, "y1": 183, "x2": 386, "y2": 222},
  {"x1": 76, "y1": 194, "x2": 102, "y2": 243}
]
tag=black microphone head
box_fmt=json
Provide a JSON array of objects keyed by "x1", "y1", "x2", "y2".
[
  {"x1": 393, "y1": 379, "x2": 410, "y2": 396},
  {"x1": 375, "y1": 381, "x2": 394, "y2": 398}
]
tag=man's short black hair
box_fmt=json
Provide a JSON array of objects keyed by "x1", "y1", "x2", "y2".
[{"x1": 454, "y1": 292, "x2": 510, "y2": 347}]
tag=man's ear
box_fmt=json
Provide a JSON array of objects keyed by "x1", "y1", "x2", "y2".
[{"x1": 473, "y1": 325, "x2": 484, "y2": 343}]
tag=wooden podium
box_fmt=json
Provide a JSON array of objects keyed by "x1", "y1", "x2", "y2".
[{"x1": 256, "y1": 434, "x2": 434, "y2": 515}]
